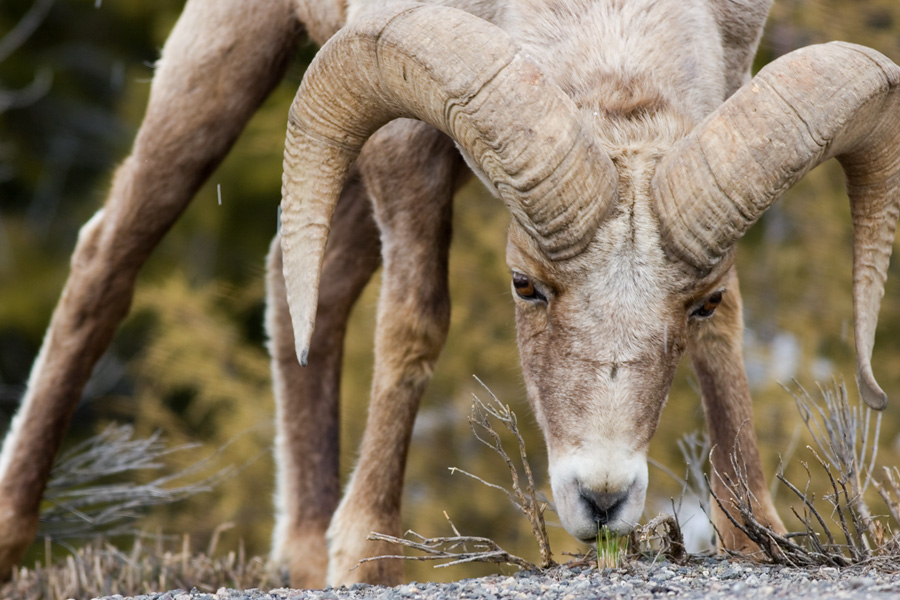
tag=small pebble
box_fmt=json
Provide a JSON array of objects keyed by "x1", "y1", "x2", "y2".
[
  {"x1": 89, "y1": 557, "x2": 900, "y2": 600},
  {"x1": 847, "y1": 576, "x2": 875, "y2": 589}
]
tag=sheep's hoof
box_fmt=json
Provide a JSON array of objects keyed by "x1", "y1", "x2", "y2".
[
  {"x1": 326, "y1": 508, "x2": 403, "y2": 587},
  {"x1": 274, "y1": 526, "x2": 330, "y2": 589}
]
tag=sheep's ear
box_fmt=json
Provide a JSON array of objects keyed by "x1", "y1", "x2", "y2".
[
  {"x1": 281, "y1": 3, "x2": 620, "y2": 363},
  {"x1": 653, "y1": 42, "x2": 900, "y2": 410}
]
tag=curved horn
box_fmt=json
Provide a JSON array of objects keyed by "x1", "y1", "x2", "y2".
[
  {"x1": 653, "y1": 42, "x2": 900, "y2": 409},
  {"x1": 281, "y1": 3, "x2": 617, "y2": 366}
]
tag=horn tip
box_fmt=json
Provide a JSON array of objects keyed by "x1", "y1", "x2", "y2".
[
  {"x1": 292, "y1": 311, "x2": 314, "y2": 367},
  {"x1": 299, "y1": 347, "x2": 309, "y2": 368},
  {"x1": 859, "y1": 369, "x2": 888, "y2": 411}
]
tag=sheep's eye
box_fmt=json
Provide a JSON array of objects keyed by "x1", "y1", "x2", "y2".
[
  {"x1": 512, "y1": 272, "x2": 545, "y2": 302},
  {"x1": 692, "y1": 290, "x2": 724, "y2": 319}
]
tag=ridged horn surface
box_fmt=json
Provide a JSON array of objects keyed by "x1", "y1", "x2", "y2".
[
  {"x1": 281, "y1": 3, "x2": 617, "y2": 365},
  {"x1": 654, "y1": 42, "x2": 900, "y2": 409}
]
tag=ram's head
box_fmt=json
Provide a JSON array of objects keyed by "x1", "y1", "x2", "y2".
[{"x1": 280, "y1": 5, "x2": 900, "y2": 542}]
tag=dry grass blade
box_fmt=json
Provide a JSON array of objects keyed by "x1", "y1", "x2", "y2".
[
  {"x1": 1, "y1": 536, "x2": 280, "y2": 600},
  {"x1": 40, "y1": 424, "x2": 228, "y2": 540}
]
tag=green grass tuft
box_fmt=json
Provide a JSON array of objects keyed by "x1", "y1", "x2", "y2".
[{"x1": 595, "y1": 526, "x2": 627, "y2": 569}]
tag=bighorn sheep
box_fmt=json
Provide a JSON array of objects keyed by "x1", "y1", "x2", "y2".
[{"x1": 2, "y1": 0, "x2": 899, "y2": 590}]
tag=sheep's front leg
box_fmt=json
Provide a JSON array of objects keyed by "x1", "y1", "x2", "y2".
[
  {"x1": 687, "y1": 266, "x2": 786, "y2": 554},
  {"x1": 266, "y1": 169, "x2": 381, "y2": 589},
  {"x1": 0, "y1": 0, "x2": 301, "y2": 578},
  {"x1": 325, "y1": 120, "x2": 463, "y2": 586}
]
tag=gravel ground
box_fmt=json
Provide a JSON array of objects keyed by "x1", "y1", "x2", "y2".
[{"x1": 110, "y1": 557, "x2": 900, "y2": 600}]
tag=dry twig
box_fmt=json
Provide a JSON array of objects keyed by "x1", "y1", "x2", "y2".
[
  {"x1": 789, "y1": 381, "x2": 880, "y2": 543},
  {"x1": 629, "y1": 514, "x2": 686, "y2": 564},
  {"x1": 706, "y1": 380, "x2": 900, "y2": 567},
  {"x1": 361, "y1": 378, "x2": 553, "y2": 572},
  {"x1": 360, "y1": 532, "x2": 537, "y2": 571}
]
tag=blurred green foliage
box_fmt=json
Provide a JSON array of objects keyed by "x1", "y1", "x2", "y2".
[{"x1": 2, "y1": 0, "x2": 900, "y2": 584}]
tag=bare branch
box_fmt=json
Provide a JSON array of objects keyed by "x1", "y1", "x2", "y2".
[
  {"x1": 636, "y1": 514, "x2": 686, "y2": 563},
  {"x1": 704, "y1": 380, "x2": 900, "y2": 568},
  {"x1": 40, "y1": 424, "x2": 227, "y2": 540},
  {"x1": 777, "y1": 464, "x2": 836, "y2": 548},
  {"x1": 364, "y1": 380, "x2": 554, "y2": 573},
  {"x1": 471, "y1": 377, "x2": 553, "y2": 568},
  {"x1": 447, "y1": 467, "x2": 522, "y2": 512},
  {"x1": 360, "y1": 532, "x2": 536, "y2": 571}
]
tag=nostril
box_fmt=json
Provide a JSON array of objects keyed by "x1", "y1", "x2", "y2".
[{"x1": 580, "y1": 489, "x2": 628, "y2": 526}]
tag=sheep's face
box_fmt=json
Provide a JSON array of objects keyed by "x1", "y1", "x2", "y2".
[{"x1": 506, "y1": 167, "x2": 732, "y2": 542}]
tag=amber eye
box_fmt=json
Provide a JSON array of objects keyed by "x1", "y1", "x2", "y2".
[
  {"x1": 512, "y1": 272, "x2": 546, "y2": 302},
  {"x1": 692, "y1": 290, "x2": 724, "y2": 319}
]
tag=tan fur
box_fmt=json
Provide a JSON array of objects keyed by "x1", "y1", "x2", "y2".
[
  {"x1": 687, "y1": 266, "x2": 784, "y2": 552},
  {"x1": 267, "y1": 168, "x2": 381, "y2": 588},
  {"x1": 0, "y1": 0, "x2": 303, "y2": 580},
  {"x1": 0, "y1": 0, "x2": 789, "y2": 588},
  {"x1": 324, "y1": 120, "x2": 465, "y2": 584}
]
